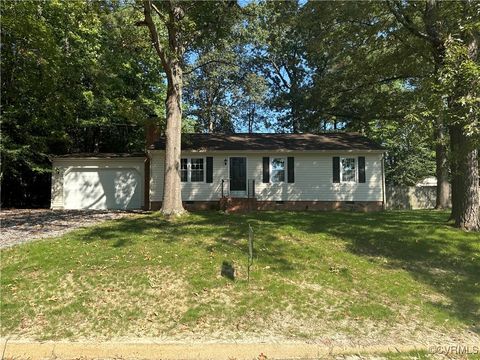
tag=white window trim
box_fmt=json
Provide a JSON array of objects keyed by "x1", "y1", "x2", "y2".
[
  {"x1": 190, "y1": 157, "x2": 205, "y2": 183},
  {"x1": 180, "y1": 158, "x2": 188, "y2": 182},
  {"x1": 180, "y1": 157, "x2": 206, "y2": 183},
  {"x1": 340, "y1": 157, "x2": 357, "y2": 183},
  {"x1": 270, "y1": 157, "x2": 286, "y2": 184}
]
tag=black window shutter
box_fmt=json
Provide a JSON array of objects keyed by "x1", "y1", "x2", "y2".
[
  {"x1": 287, "y1": 157, "x2": 294, "y2": 183},
  {"x1": 358, "y1": 156, "x2": 366, "y2": 183},
  {"x1": 262, "y1": 157, "x2": 270, "y2": 183},
  {"x1": 333, "y1": 157, "x2": 340, "y2": 183},
  {"x1": 206, "y1": 157, "x2": 213, "y2": 183}
]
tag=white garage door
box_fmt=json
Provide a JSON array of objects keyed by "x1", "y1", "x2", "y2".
[{"x1": 63, "y1": 168, "x2": 142, "y2": 210}]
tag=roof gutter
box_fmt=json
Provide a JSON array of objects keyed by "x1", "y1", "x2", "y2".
[{"x1": 148, "y1": 149, "x2": 386, "y2": 154}]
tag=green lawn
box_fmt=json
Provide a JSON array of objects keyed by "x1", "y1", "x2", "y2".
[{"x1": 1, "y1": 210, "x2": 479, "y2": 346}]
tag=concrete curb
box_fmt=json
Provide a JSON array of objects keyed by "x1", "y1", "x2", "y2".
[{"x1": 0, "y1": 339, "x2": 434, "y2": 360}]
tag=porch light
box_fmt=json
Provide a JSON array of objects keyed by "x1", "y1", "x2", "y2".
[{"x1": 224, "y1": 158, "x2": 228, "y2": 166}]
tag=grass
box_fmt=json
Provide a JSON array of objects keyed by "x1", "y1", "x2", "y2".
[{"x1": 1, "y1": 210, "x2": 479, "y2": 345}]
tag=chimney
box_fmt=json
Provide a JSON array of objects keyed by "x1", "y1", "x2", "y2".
[{"x1": 145, "y1": 116, "x2": 160, "y2": 150}]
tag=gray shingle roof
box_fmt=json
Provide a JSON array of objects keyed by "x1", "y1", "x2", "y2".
[
  {"x1": 152, "y1": 133, "x2": 384, "y2": 151},
  {"x1": 52, "y1": 153, "x2": 146, "y2": 159}
]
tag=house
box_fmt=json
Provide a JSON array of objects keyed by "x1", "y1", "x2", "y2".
[{"x1": 51, "y1": 131, "x2": 385, "y2": 212}]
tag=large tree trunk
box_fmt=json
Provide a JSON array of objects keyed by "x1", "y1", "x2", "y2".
[
  {"x1": 161, "y1": 61, "x2": 185, "y2": 215},
  {"x1": 434, "y1": 118, "x2": 450, "y2": 209},
  {"x1": 423, "y1": 0, "x2": 450, "y2": 209},
  {"x1": 140, "y1": 0, "x2": 186, "y2": 215},
  {"x1": 448, "y1": 12, "x2": 480, "y2": 230},
  {"x1": 448, "y1": 125, "x2": 461, "y2": 221},
  {"x1": 449, "y1": 124, "x2": 480, "y2": 231}
]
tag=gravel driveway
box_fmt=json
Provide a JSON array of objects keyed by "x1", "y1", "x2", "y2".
[{"x1": 0, "y1": 209, "x2": 142, "y2": 249}]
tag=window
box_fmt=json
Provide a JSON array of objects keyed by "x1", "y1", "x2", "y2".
[
  {"x1": 179, "y1": 158, "x2": 205, "y2": 182},
  {"x1": 180, "y1": 158, "x2": 188, "y2": 182},
  {"x1": 190, "y1": 158, "x2": 204, "y2": 182},
  {"x1": 271, "y1": 158, "x2": 285, "y2": 183},
  {"x1": 341, "y1": 157, "x2": 356, "y2": 182}
]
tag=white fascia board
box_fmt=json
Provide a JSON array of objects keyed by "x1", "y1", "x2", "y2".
[{"x1": 148, "y1": 149, "x2": 386, "y2": 154}]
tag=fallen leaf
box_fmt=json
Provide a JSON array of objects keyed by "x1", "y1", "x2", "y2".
[{"x1": 258, "y1": 353, "x2": 267, "y2": 360}]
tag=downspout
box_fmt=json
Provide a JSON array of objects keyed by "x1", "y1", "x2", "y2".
[
  {"x1": 144, "y1": 119, "x2": 159, "y2": 211},
  {"x1": 381, "y1": 152, "x2": 386, "y2": 210},
  {"x1": 144, "y1": 152, "x2": 151, "y2": 211}
]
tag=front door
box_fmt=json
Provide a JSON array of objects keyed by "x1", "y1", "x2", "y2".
[{"x1": 229, "y1": 157, "x2": 247, "y2": 194}]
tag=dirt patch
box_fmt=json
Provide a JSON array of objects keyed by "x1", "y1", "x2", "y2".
[
  {"x1": 0, "y1": 209, "x2": 146, "y2": 248},
  {"x1": 11, "y1": 267, "x2": 192, "y2": 339},
  {"x1": 2, "y1": 339, "x2": 479, "y2": 360}
]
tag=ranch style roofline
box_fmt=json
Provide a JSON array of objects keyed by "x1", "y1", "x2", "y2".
[{"x1": 151, "y1": 132, "x2": 385, "y2": 152}]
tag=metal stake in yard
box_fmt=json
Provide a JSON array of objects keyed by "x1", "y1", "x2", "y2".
[{"x1": 247, "y1": 223, "x2": 254, "y2": 282}]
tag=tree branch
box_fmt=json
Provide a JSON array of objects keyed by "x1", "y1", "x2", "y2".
[
  {"x1": 268, "y1": 56, "x2": 291, "y2": 90},
  {"x1": 336, "y1": 75, "x2": 418, "y2": 95},
  {"x1": 166, "y1": 1, "x2": 185, "y2": 57},
  {"x1": 184, "y1": 59, "x2": 236, "y2": 75},
  {"x1": 387, "y1": 0, "x2": 431, "y2": 41},
  {"x1": 422, "y1": 0, "x2": 445, "y2": 61},
  {"x1": 150, "y1": 1, "x2": 163, "y2": 18},
  {"x1": 139, "y1": 0, "x2": 169, "y2": 73}
]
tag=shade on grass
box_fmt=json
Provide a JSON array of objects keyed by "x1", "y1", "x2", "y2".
[{"x1": 1, "y1": 210, "x2": 479, "y2": 342}]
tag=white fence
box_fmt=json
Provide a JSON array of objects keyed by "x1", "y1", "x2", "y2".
[{"x1": 386, "y1": 185, "x2": 451, "y2": 210}]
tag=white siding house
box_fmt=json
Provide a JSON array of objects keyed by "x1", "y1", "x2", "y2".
[
  {"x1": 148, "y1": 133, "x2": 386, "y2": 211},
  {"x1": 51, "y1": 133, "x2": 385, "y2": 211},
  {"x1": 149, "y1": 151, "x2": 384, "y2": 203}
]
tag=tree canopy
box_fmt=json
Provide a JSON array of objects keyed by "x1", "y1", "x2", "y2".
[
  {"x1": 1, "y1": 0, "x2": 166, "y2": 206},
  {"x1": 1, "y1": 0, "x2": 478, "y2": 229}
]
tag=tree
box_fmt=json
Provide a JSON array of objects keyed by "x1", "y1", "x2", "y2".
[
  {"x1": 236, "y1": 72, "x2": 268, "y2": 133},
  {"x1": 441, "y1": 36, "x2": 479, "y2": 230},
  {"x1": 300, "y1": 1, "x2": 478, "y2": 230},
  {"x1": 388, "y1": 0, "x2": 479, "y2": 229},
  {"x1": 137, "y1": 0, "x2": 238, "y2": 215},
  {"x1": 1, "y1": 0, "x2": 166, "y2": 207},
  {"x1": 297, "y1": 1, "x2": 436, "y2": 185},
  {"x1": 386, "y1": 0, "x2": 452, "y2": 209},
  {"x1": 246, "y1": 0, "x2": 310, "y2": 133},
  {"x1": 367, "y1": 120, "x2": 436, "y2": 186},
  {"x1": 183, "y1": 47, "x2": 239, "y2": 133},
  {"x1": 184, "y1": 44, "x2": 268, "y2": 133}
]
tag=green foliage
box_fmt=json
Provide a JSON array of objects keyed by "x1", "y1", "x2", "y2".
[
  {"x1": 184, "y1": 38, "x2": 269, "y2": 133},
  {"x1": 1, "y1": 0, "x2": 167, "y2": 206},
  {"x1": 177, "y1": 3, "x2": 261, "y2": 133},
  {"x1": 292, "y1": 2, "x2": 436, "y2": 184},
  {"x1": 2, "y1": 0, "x2": 478, "y2": 202},
  {"x1": 149, "y1": 0, "x2": 239, "y2": 57},
  {"x1": 367, "y1": 120, "x2": 435, "y2": 185},
  {"x1": 245, "y1": 0, "x2": 310, "y2": 132},
  {"x1": 184, "y1": 46, "x2": 240, "y2": 133},
  {"x1": 439, "y1": 37, "x2": 480, "y2": 142}
]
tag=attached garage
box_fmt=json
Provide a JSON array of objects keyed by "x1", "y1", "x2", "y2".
[{"x1": 51, "y1": 154, "x2": 147, "y2": 210}]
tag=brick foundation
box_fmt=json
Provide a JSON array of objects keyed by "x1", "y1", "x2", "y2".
[
  {"x1": 150, "y1": 201, "x2": 219, "y2": 211},
  {"x1": 219, "y1": 197, "x2": 257, "y2": 213},
  {"x1": 256, "y1": 200, "x2": 383, "y2": 212},
  {"x1": 150, "y1": 200, "x2": 383, "y2": 212},
  {"x1": 184, "y1": 201, "x2": 220, "y2": 211}
]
